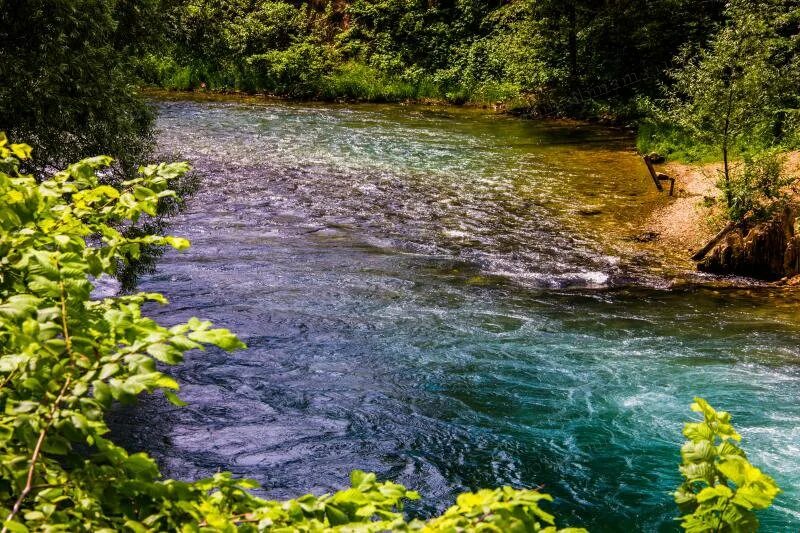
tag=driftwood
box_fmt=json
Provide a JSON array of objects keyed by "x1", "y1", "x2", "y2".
[
  {"x1": 643, "y1": 155, "x2": 675, "y2": 196},
  {"x1": 691, "y1": 220, "x2": 736, "y2": 261}
]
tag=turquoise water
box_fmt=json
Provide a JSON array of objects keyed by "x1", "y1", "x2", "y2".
[{"x1": 116, "y1": 98, "x2": 800, "y2": 531}]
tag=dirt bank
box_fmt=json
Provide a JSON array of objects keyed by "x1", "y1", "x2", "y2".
[{"x1": 642, "y1": 152, "x2": 800, "y2": 261}]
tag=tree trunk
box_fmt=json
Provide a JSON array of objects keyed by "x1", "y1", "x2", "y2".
[
  {"x1": 722, "y1": 86, "x2": 734, "y2": 209},
  {"x1": 567, "y1": 2, "x2": 577, "y2": 90}
]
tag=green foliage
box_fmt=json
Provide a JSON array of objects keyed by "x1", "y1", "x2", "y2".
[
  {"x1": 0, "y1": 133, "x2": 240, "y2": 530},
  {"x1": 248, "y1": 43, "x2": 335, "y2": 98},
  {"x1": 641, "y1": 0, "x2": 800, "y2": 218},
  {"x1": 636, "y1": 121, "x2": 725, "y2": 164},
  {"x1": 675, "y1": 398, "x2": 781, "y2": 532},
  {"x1": 668, "y1": 1, "x2": 799, "y2": 148},
  {"x1": 424, "y1": 488, "x2": 586, "y2": 533},
  {"x1": 667, "y1": 1, "x2": 799, "y2": 164},
  {"x1": 319, "y1": 63, "x2": 438, "y2": 102},
  {"x1": 0, "y1": 0, "x2": 164, "y2": 174},
  {"x1": 143, "y1": 0, "x2": 727, "y2": 116},
  {"x1": 0, "y1": 137, "x2": 586, "y2": 531},
  {"x1": 724, "y1": 149, "x2": 797, "y2": 222}
]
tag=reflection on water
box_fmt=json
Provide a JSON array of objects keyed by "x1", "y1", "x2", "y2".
[{"x1": 112, "y1": 98, "x2": 800, "y2": 532}]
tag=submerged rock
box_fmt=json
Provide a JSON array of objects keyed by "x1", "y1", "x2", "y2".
[
  {"x1": 632, "y1": 231, "x2": 660, "y2": 243},
  {"x1": 698, "y1": 207, "x2": 800, "y2": 280},
  {"x1": 577, "y1": 205, "x2": 603, "y2": 216}
]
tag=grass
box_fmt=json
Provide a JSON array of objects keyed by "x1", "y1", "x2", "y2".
[
  {"x1": 318, "y1": 63, "x2": 441, "y2": 102},
  {"x1": 134, "y1": 55, "x2": 542, "y2": 108},
  {"x1": 637, "y1": 118, "x2": 800, "y2": 164},
  {"x1": 636, "y1": 121, "x2": 723, "y2": 163},
  {"x1": 136, "y1": 55, "x2": 445, "y2": 103}
]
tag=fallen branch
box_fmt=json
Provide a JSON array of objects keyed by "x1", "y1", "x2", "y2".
[{"x1": 691, "y1": 221, "x2": 736, "y2": 261}]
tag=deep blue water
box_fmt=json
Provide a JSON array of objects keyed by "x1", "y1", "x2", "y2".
[{"x1": 113, "y1": 99, "x2": 800, "y2": 531}]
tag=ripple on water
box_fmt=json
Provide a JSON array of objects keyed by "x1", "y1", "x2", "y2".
[{"x1": 109, "y1": 98, "x2": 800, "y2": 532}]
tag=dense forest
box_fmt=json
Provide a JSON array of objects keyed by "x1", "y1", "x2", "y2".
[
  {"x1": 1, "y1": 0, "x2": 800, "y2": 531},
  {"x1": 2, "y1": 1, "x2": 799, "y2": 162},
  {"x1": 3, "y1": 0, "x2": 799, "y2": 203},
  {"x1": 142, "y1": 0, "x2": 726, "y2": 109}
]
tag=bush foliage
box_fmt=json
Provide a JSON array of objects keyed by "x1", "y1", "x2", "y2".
[
  {"x1": 0, "y1": 0, "x2": 164, "y2": 174},
  {"x1": 675, "y1": 399, "x2": 780, "y2": 532},
  {"x1": 140, "y1": 0, "x2": 728, "y2": 111}
]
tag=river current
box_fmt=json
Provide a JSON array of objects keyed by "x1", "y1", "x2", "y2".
[{"x1": 114, "y1": 97, "x2": 800, "y2": 531}]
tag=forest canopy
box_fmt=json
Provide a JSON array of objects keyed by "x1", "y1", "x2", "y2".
[{"x1": 2, "y1": 0, "x2": 797, "y2": 168}]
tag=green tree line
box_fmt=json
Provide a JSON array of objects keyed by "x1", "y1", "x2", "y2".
[
  {"x1": 2, "y1": 1, "x2": 798, "y2": 214},
  {"x1": 139, "y1": 0, "x2": 727, "y2": 109}
]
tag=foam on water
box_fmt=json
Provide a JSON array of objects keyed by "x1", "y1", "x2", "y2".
[{"x1": 111, "y1": 98, "x2": 800, "y2": 532}]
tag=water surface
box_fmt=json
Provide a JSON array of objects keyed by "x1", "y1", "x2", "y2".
[{"x1": 115, "y1": 98, "x2": 800, "y2": 531}]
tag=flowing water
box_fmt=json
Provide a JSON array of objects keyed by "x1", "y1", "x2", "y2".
[{"x1": 115, "y1": 96, "x2": 800, "y2": 531}]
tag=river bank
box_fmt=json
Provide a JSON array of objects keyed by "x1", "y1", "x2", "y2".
[
  {"x1": 643, "y1": 160, "x2": 723, "y2": 257},
  {"x1": 642, "y1": 152, "x2": 800, "y2": 280}
]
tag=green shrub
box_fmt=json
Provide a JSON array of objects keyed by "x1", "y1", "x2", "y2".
[
  {"x1": 247, "y1": 43, "x2": 333, "y2": 98},
  {"x1": 135, "y1": 55, "x2": 198, "y2": 91},
  {"x1": 319, "y1": 63, "x2": 439, "y2": 102},
  {"x1": 0, "y1": 0, "x2": 159, "y2": 175},
  {"x1": 636, "y1": 120, "x2": 723, "y2": 163},
  {"x1": 675, "y1": 398, "x2": 781, "y2": 532},
  {"x1": 469, "y1": 81, "x2": 525, "y2": 107},
  {"x1": 724, "y1": 149, "x2": 796, "y2": 223}
]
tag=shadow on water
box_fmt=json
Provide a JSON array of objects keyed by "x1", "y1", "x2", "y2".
[{"x1": 109, "y1": 98, "x2": 800, "y2": 532}]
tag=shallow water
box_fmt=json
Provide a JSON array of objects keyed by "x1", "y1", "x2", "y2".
[{"x1": 115, "y1": 98, "x2": 800, "y2": 531}]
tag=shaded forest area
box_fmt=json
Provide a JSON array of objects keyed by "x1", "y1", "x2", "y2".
[
  {"x1": 2, "y1": 1, "x2": 799, "y2": 169},
  {"x1": 142, "y1": 0, "x2": 726, "y2": 109}
]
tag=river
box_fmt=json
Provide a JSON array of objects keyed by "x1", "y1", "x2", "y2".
[{"x1": 113, "y1": 97, "x2": 800, "y2": 531}]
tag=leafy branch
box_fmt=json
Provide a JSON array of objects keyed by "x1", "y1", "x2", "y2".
[{"x1": 675, "y1": 398, "x2": 780, "y2": 532}]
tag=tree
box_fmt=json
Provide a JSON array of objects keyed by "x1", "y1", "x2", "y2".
[
  {"x1": 0, "y1": 0, "x2": 166, "y2": 175},
  {"x1": 443, "y1": 0, "x2": 725, "y2": 114},
  {"x1": 668, "y1": 0, "x2": 800, "y2": 210}
]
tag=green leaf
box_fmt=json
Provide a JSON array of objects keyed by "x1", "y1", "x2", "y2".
[
  {"x1": 0, "y1": 294, "x2": 41, "y2": 318},
  {"x1": 13, "y1": 401, "x2": 39, "y2": 414},
  {"x1": 165, "y1": 236, "x2": 191, "y2": 251},
  {"x1": 718, "y1": 456, "x2": 748, "y2": 486},
  {"x1": 0, "y1": 424, "x2": 13, "y2": 443},
  {"x1": 93, "y1": 380, "x2": 112, "y2": 405},
  {"x1": 11, "y1": 143, "x2": 32, "y2": 160},
  {"x1": 696, "y1": 485, "x2": 733, "y2": 503},
  {"x1": 133, "y1": 186, "x2": 156, "y2": 201},
  {"x1": 156, "y1": 375, "x2": 179, "y2": 390},
  {"x1": 2, "y1": 520, "x2": 29, "y2": 533},
  {"x1": 324, "y1": 505, "x2": 350, "y2": 526},
  {"x1": 163, "y1": 390, "x2": 187, "y2": 407},
  {"x1": 123, "y1": 522, "x2": 148, "y2": 533},
  {"x1": 187, "y1": 328, "x2": 246, "y2": 351},
  {"x1": 147, "y1": 343, "x2": 181, "y2": 364},
  {"x1": 99, "y1": 363, "x2": 120, "y2": 381}
]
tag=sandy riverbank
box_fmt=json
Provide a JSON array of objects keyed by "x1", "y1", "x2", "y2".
[{"x1": 643, "y1": 152, "x2": 800, "y2": 260}]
